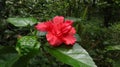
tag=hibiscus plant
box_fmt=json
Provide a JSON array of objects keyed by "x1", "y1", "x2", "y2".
[{"x1": 0, "y1": 16, "x2": 97, "y2": 67}]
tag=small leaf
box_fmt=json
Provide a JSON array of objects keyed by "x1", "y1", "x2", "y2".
[
  {"x1": 16, "y1": 36, "x2": 40, "y2": 55},
  {"x1": 36, "y1": 31, "x2": 46, "y2": 37},
  {"x1": 7, "y1": 17, "x2": 38, "y2": 27},
  {"x1": 66, "y1": 17, "x2": 82, "y2": 22},
  {"x1": 45, "y1": 43, "x2": 97, "y2": 67},
  {"x1": 106, "y1": 45, "x2": 120, "y2": 51}
]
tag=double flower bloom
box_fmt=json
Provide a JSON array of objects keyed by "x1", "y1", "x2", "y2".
[{"x1": 35, "y1": 16, "x2": 76, "y2": 46}]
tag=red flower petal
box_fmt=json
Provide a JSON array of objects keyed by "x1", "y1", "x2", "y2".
[
  {"x1": 46, "y1": 33, "x2": 62, "y2": 46},
  {"x1": 53, "y1": 16, "x2": 64, "y2": 24},
  {"x1": 69, "y1": 27, "x2": 76, "y2": 35},
  {"x1": 35, "y1": 22, "x2": 47, "y2": 32},
  {"x1": 35, "y1": 21, "x2": 53, "y2": 32},
  {"x1": 62, "y1": 25, "x2": 72, "y2": 34},
  {"x1": 62, "y1": 35, "x2": 76, "y2": 45},
  {"x1": 65, "y1": 20, "x2": 73, "y2": 25},
  {"x1": 61, "y1": 20, "x2": 73, "y2": 34}
]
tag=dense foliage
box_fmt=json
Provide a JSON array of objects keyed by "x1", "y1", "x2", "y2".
[{"x1": 0, "y1": 0, "x2": 120, "y2": 67}]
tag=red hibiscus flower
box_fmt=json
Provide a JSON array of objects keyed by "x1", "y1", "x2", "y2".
[{"x1": 35, "y1": 16, "x2": 76, "y2": 46}]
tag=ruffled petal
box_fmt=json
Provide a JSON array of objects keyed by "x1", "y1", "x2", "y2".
[
  {"x1": 61, "y1": 21, "x2": 72, "y2": 34},
  {"x1": 64, "y1": 20, "x2": 73, "y2": 25},
  {"x1": 53, "y1": 16, "x2": 64, "y2": 24},
  {"x1": 35, "y1": 21, "x2": 53, "y2": 32},
  {"x1": 46, "y1": 33, "x2": 62, "y2": 46},
  {"x1": 62, "y1": 35, "x2": 76, "y2": 45},
  {"x1": 62, "y1": 26, "x2": 71, "y2": 34},
  {"x1": 35, "y1": 22, "x2": 47, "y2": 32},
  {"x1": 69, "y1": 27, "x2": 76, "y2": 35}
]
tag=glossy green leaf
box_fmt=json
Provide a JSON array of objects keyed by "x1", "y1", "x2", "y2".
[
  {"x1": 106, "y1": 45, "x2": 120, "y2": 51},
  {"x1": 0, "y1": 46, "x2": 19, "y2": 67},
  {"x1": 16, "y1": 36, "x2": 40, "y2": 55},
  {"x1": 45, "y1": 43, "x2": 97, "y2": 67},
  {"x1": 7, "y1": 17, "x2": 38, "y2": 27}
]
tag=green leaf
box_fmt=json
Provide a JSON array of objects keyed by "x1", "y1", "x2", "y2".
[
  {"x1": 16, "y1": 36, "x2": 40, "y2": 55},
  {"x1": 36, "y1": 31, "x2": 46, "y2": 37},
  {"x1": 45, "y1": 43, "x2": 97, "y2": 67},
  {"x1": 7, "y1": 17, "x2": 38, "y2": 27},
  {"x1": 106, "y1": 45, "x2": 120, "y2": 51},
  {"x1": 0, "y1": 46, "x2": 19, "y2": 67},
  {"x1": 66, "y1": 17, "x2": 82, "y2": 22}
]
